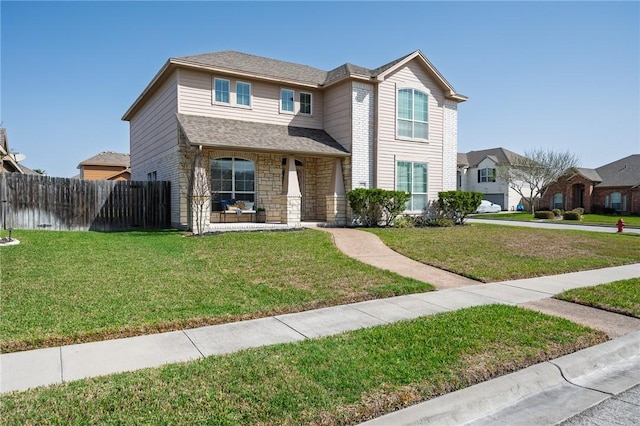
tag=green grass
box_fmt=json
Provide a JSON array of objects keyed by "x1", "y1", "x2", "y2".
[
  {"x1": 473, "y1": 212, "x2": 640, "y2": 227},
  {"x1": 0, "y1": 229, "x2": 431, "y2": 352},
  {"x1": 0, "y1": 305, "x2": 606, "y2": 425},
  {"x1": 555, "y1": 278, "x2": 640, "y2": 317},
  {"x1": 367, "y1": 224, "x2": 640, "y2": 282}
]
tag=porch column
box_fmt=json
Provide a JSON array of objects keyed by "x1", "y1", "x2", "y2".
[
  {"x1": 326, "y1": 158, "x2": 347, "y2": 225},
  {"x1": 280, "y1": 154, "x2": 301, "y2": 225}
]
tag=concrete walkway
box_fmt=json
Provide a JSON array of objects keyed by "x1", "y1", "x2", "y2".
[
  {"x1": 1, "y1": 222, "x2": 639, "y2": 424},
  {"x1": 315, "y1": 226, "x2": 478, "y2": 289},
  {"x1": 468, "y1": 217, "x2": 640, "y2": 234}
]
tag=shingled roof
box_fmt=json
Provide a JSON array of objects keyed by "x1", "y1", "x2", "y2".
[
  {"x1": 457, "y1": 147, "x2": 525, "y2": 168},
  {"x1": 78, "y1": 152, "x2": 130, "y2": 168},
  {"x1": 123, "y1": 50, "x2": 466, "y2": 121},
  {"x1": 176, "y1": 114, "x2": 349, "y2": 157},
  {"x1": 595, "y1": 154, "x2": 640, "y2": 188},
  {"x1": 176, "y1": 51, "x2": 328, "y2": 86}
]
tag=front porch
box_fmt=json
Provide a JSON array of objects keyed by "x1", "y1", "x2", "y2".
[{"x1": 203, "y1": 221, "x2": 327, "y2": 234}]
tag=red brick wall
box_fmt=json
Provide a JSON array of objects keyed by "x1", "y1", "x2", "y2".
[
  {"x1": 591, "y1": 187, "x2": 639, "y2": 214},
  {"x1": 540, "y1": 175, "x2": 595, "y2": 212}
]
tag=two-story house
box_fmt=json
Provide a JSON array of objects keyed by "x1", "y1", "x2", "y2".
[
  {"x1": 457, "y1": 147, "x2": 527, "y2": 211},
  {"x1": 122, "y1": 50, "x2": 467, "y2": 230}
]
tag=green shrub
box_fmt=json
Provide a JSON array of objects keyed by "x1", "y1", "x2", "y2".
[
  {"x1": 437, "y1": 190, "x2": 483, "y2": 225},
  {"x1": 347, "y1": 188, "x2": 412, "y2": 227},
  {"x1": 426, "y1": 217, "x2": 454, "y2": 227},
  {"x1": 552, "y1": 208, "x2": 563, "y2": 218},
  {"x1": 534, "y1": 211, "x2": 555, "y2": 219},
  {"x1": 393, "y1": 215, "x2": 416, "y2": 228},
  {"x1": 563, "y1": 210, "x2": 583, "y2": 221},
  {"x1": 573, "y1": 207, "x2": 585, "y2": 215}
]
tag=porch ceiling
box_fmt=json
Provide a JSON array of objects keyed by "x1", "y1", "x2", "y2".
[{"x1": 176, "y1": 114, "x2": 350, "y2": 157}]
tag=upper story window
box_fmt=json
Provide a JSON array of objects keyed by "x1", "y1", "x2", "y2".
[
  {"x1": 236, "y1": 82, "x2": 251, "y2": 107},
  {"x1": 299, "y1": 92, "x2": 312, "y2": 115},
  {"x1": 397, "y1": 88, "x2": 428, "y2": 140},
  {"x1": 478, "y1": 168, "x2": 496, "y2": 183},
  {"x1": 214, "y1": 78, "x2": 230, "y2": 104},
  {"x1": 280, "y1": 89, "x2": 295, "y2": 113}
]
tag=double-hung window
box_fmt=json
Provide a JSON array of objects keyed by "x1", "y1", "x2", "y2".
[
  {"x1": 210, "y1": 158, "x2": 255, "y2": 211},
  {"x1": 214, "y1": 78, "x2": 230, "y2": 104},
  {"x1": 397, "y1": 88, "x2": 428, "y2": 140},
  {"x1": 396, "y1": 161, "x2": 428, "y2": 211},
  {"x1": 299, "y1": 92, "x2": 312, "y2": 115},
  {"x1": 553, "y1": 193, "x2": 563, "y2": 209},
  {"x1": 610, "y1": 192, "x2": 622, "y2": 211},
  {"x1": 236, "y1": 82, "x2": 251, "y2": 107},
  {"x1": 280, "y1": 89, "x2": 295, "y2": 113}
]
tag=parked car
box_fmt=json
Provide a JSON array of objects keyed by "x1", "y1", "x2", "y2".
[{"x1": 475, "y1": 200, "x2": 502, "y2": 213}]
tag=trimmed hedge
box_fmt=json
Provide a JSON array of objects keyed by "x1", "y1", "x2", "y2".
[
  {"x1": 347, "y1": 188, "x2": 411, "y2": 227},
  {"x1": 534, "y1": 210, "x2": 555, "y2": 219},
  {"x1": 563, "y1": 210, "x2": 583, "y2": 221}
]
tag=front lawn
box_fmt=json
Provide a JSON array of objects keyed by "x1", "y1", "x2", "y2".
[
  {"x1": 1, "y1": 230, "x2": 430, "y2": 352},
  {"x1": 472, "y1": 212, "x2": 640, "y2": 227},
  {"x1": 555, "y1": 278, "x2": 640, "y2": 317},
  {"x1": 368, "y1": 224, "x2": 640, "y2": 282},
  {"x1": 0, "y1": 305, "x2": 606, "y2": 425}
]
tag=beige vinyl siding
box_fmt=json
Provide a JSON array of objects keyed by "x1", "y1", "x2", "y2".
[
  {"x1": 129, "y1": 71, "x2": 178, "y2": 172},
  {"x1": 178, "y1": 69, "x2": 323, "y2": 129},
  {"x1": 376, "y1": 59, "x2": 447, "y2": 201},
  {"x1": 323, "y1": 80, "x2": 352, "y2": 152}
]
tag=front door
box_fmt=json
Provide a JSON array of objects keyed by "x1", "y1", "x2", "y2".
[{"x1": 572, "y1": 184, "x2": 585, "y2": 209}]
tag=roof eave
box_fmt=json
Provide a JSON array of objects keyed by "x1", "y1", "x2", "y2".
[
  {"x1": 122, "y1": 59, "x2": 174, "y2": 121},
  {"x1": 376, "y1": 50, "x2": 467, "y2": 103},
  {"x1": 173, "y1": 59, "x2": 320, "y2": 89},
  {"x1": 186, "y1": 140, "x2": 351, "y2": 158}
]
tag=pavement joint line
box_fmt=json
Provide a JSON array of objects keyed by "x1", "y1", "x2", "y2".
[
  {"x1": 501, "y1": 282, "x2": 555, "y2": 295},
  {"x1": 58, "y1": 347, "x2": 64, "y2": 384},
  {"x1": 181, "y1": 330, "x2": 205, "y2": 359},
  {"x1": 405, "y1": 294, "x2": 454, "y2": 312},
  {"x1": 456, "y1": 287, "x2": 515, "y2": 304},
  {"x1": 272, "y1": 316, "x2": 310, "y2": 340}
]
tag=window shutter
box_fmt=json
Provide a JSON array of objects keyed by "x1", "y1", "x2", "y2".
[{"x1": 477, "y1": 170, "x2": 481, "y2": 183}]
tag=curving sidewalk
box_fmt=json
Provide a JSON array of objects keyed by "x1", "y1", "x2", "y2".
[{"x1": 314, "y1": 226, "x2": 478, "y2": 289}]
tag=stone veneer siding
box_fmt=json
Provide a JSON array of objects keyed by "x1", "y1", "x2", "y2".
[
  {"x1": 442, "y1": 100, "x2": 458, "y2": 191},
  {"x1": 351, "y1": 82, "x2": 374, "y2": 189},
  {"x1": 202, "y1": 149, "x2": 340, "y2": 223}
]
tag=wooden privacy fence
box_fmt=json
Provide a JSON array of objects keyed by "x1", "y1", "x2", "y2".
[{"x1": 1, "y1": 174, "x2": 170, "y2": 231}]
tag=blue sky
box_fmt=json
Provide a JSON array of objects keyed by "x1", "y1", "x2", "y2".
[{"x1": 2, "y1": 1, "x2": 638, "y2": 178}]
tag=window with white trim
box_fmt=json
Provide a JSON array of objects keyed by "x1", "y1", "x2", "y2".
[
  {"x1": 397, "y1": 161, "x2": 428, "y2": 211},
  {"x1": 299, "y1": 92, "x2": 312, "y2": 115},
  {"x1": 236, "y1": 81, "x2": 251, "y2": 107},
  {"x1": 214, "y1": 78, "x2": 230, "y2": 104},
  {"x1": 397, "y1": 88, "x2": 428, "y2": 140},
  {"x1": 210, "y1": 157, "x2": 255, "y2": 211},
  {"x1": 478, "y1": 168, "x2": 496, "y2": 183},
  {"x1": 280, "y1": 89, "x2": 294, "y2": 113}
]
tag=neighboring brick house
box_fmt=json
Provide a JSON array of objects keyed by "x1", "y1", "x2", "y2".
[
  {"x1": 540, "y1": 154, "x2": 640, "y2": 214},
  {"x1": 122, "y1": 50, "x2": 467, "y2": 230},
  {"x1": 457, "y1": 147, "x2": 528, "y2": 211},
  {"x1": 77, "y1": 152, "x2": 131, "y2": 181}
]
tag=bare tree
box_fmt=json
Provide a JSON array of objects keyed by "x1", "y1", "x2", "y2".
[
  {"x1": 182, "y1": 147, "x2": 214, "y2": 235},
  {"x1": 496, "y1": 148, "x2": 580, "y2": 213}
]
